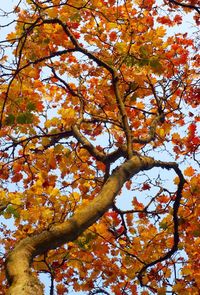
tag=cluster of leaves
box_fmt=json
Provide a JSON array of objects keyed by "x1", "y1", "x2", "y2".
[{"x1": 0, "y1": 0, "x2": 199, "y2": 294}]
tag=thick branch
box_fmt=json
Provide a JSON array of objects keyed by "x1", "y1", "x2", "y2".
[{"x1": 6, "y1": 155, "x2": 155, "y2": 294}]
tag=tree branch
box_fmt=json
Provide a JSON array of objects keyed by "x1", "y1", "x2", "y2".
[
  {"x1": 167, "y1": 0, "x2": 200, "y2": 14},
  {"x1": 137, "y1": 160, "x2": 186, "y2": 289},
  {"x1": 42, "y1": 18, "x2": 116, "y2": 75},
  {"x1": 6, "y1": 155, "x2": 156, "y2": 294},
  {"x1": 112, "y1": 74, "x2": 133, "y2": 158},
  {"x1": 72, "y1": 125, "x2": 106, "y2": 161},
  {"x1": 42, "y1": 18, "x2": 133, "y2": 157}
]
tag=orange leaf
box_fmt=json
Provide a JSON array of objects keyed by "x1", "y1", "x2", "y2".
[{"x1": 184, "y1": 166, "x2": 195, "y2": 177}]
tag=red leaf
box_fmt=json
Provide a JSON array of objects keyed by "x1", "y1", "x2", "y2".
[
  {"x1": 109, "y1": 31, "x2": 117, "y2": 42},
  {"x1": 126, "y1": 180, "x2": 132, "y2": 190},
  {"x1": 142, "y1": 183, "x2": 151, "y2": 190},
  {"x1": 174, "y1": 15, "x2": 182, "y2": 24}
]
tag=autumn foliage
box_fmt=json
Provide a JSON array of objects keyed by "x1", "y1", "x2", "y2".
[{"x1": 0, "y1": 0, "x2": 199, "y2": 294}]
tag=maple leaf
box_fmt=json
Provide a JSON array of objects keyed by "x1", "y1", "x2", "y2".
[
  {"x1": 184, "y1": 166, "x2": 195, "y2": 177},
  {"x1": 142, "y1": 183, "x2": 151, "y2": 190}
]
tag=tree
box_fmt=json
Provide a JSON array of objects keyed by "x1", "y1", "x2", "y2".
[{"x1": 0, "y1": 0, "x2": 199, "y2": 294}]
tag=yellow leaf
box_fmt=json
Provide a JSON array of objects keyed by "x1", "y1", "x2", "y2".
[
  {"x1": 12, "y1": 197, "x2": 22, "y2": 205},
  {"x1": 0, "y1": 190, "x2": 6, "y2": 201},
  {"x1": 181, "y1": 267, "x2": 192, "y2": 276},
  {"x1": 165, "y1": 268, "x2": 171, "y2": 278},
  {"x1": 54, "y1": 144, "x2": 63, "y2": 153},
  {"x1": 42, "y1": 137, "x2": 50, "y2": 146},
  {"x1": 42, "y1": 208, "x2": 53, "y2": 219},
  {"x1": 115, "y1": 42, "x2": 127, "y2": 53},
  {"x1": 3, "y1": 212, "x2": 12, "y2": 219},
  {"x1": 59, "y1": 108, "x2": 75, "y2": 120},
  {"x1": 50, "y1": 188, "x2": 60, "y2": 197},
  {"x1": 45, "y1": 117, "x2": 60, "y2": 128},
  {"x1": 59, "y1": 195, "x2": 67, "y2": 202},
  {"x1": 21, "y1": 210, "x2": 30, "y2": 220},
  {"x1": 156, "y1": 26, "x2": 166, "y2": 37},
  {"x1": 119, "y1": 239, "x2": 126, "y2": 246},
  {"x1": 28, "y1": 68, "x2": 40, "y2": 79},
  {"x1": 173, "y1": 176, "x2": 180, "y2": 185},
  {"x1": 158, "y1": 128, "x2": 165, "y2": 137},
  {"x1": 107, "y1": 23, "x2": 117, "y2": 30}
]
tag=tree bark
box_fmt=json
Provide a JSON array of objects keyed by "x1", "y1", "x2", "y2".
[{"x1": 6, "y1": 155, "x2": 155, "y2": 294}]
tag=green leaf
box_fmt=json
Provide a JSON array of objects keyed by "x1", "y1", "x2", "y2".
[
  {"x1": 5, "y1": 114, "x2": 15, "y2": 125},
  {"x1": 130, "y1": 93, "x2": 137, "y2": 102},
  {"x1": 139, "y1": 46, "x2": 148, "y2": 58},
  {"x1": 138, "y1": 59, "x2": 149, "y2": 66},
  {"x1": 43, "y1": 38, "x2": 50, "y2": 44},
  {"x1": 70, "y1": 13, "x2": 81, "y2": 22},
  {"x1": 6, "y1": 205, "x2": 20, "y2": 218},
  {"x1": 193, "y1": 230, "x2": 200, "y2": 237},
  {"x1": 27, "y1": 102, "x2": 36, "y2": 111},
  {"x1": 16, "y1": 112, "x2": 33, "y2": 124},
  {"x1": 159, "y1": 222, "x2": 168, "y2": 230},
  {"x1": 65, "y1": 149, "x2": 71, "y2": 158},
  {"x1": 149, "y1": 58, "x2": 163, "y2": 73},
  {"x1": 129, "y1": 82, "x2": 138, "y2": 91},
  {"x1": 125, "y1": 55, "x2": 137, "y2": 67}
]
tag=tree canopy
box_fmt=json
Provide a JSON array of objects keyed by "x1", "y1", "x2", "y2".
[{"x1": 0, "y1": 0, "x2": 199, "y2": 294}]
